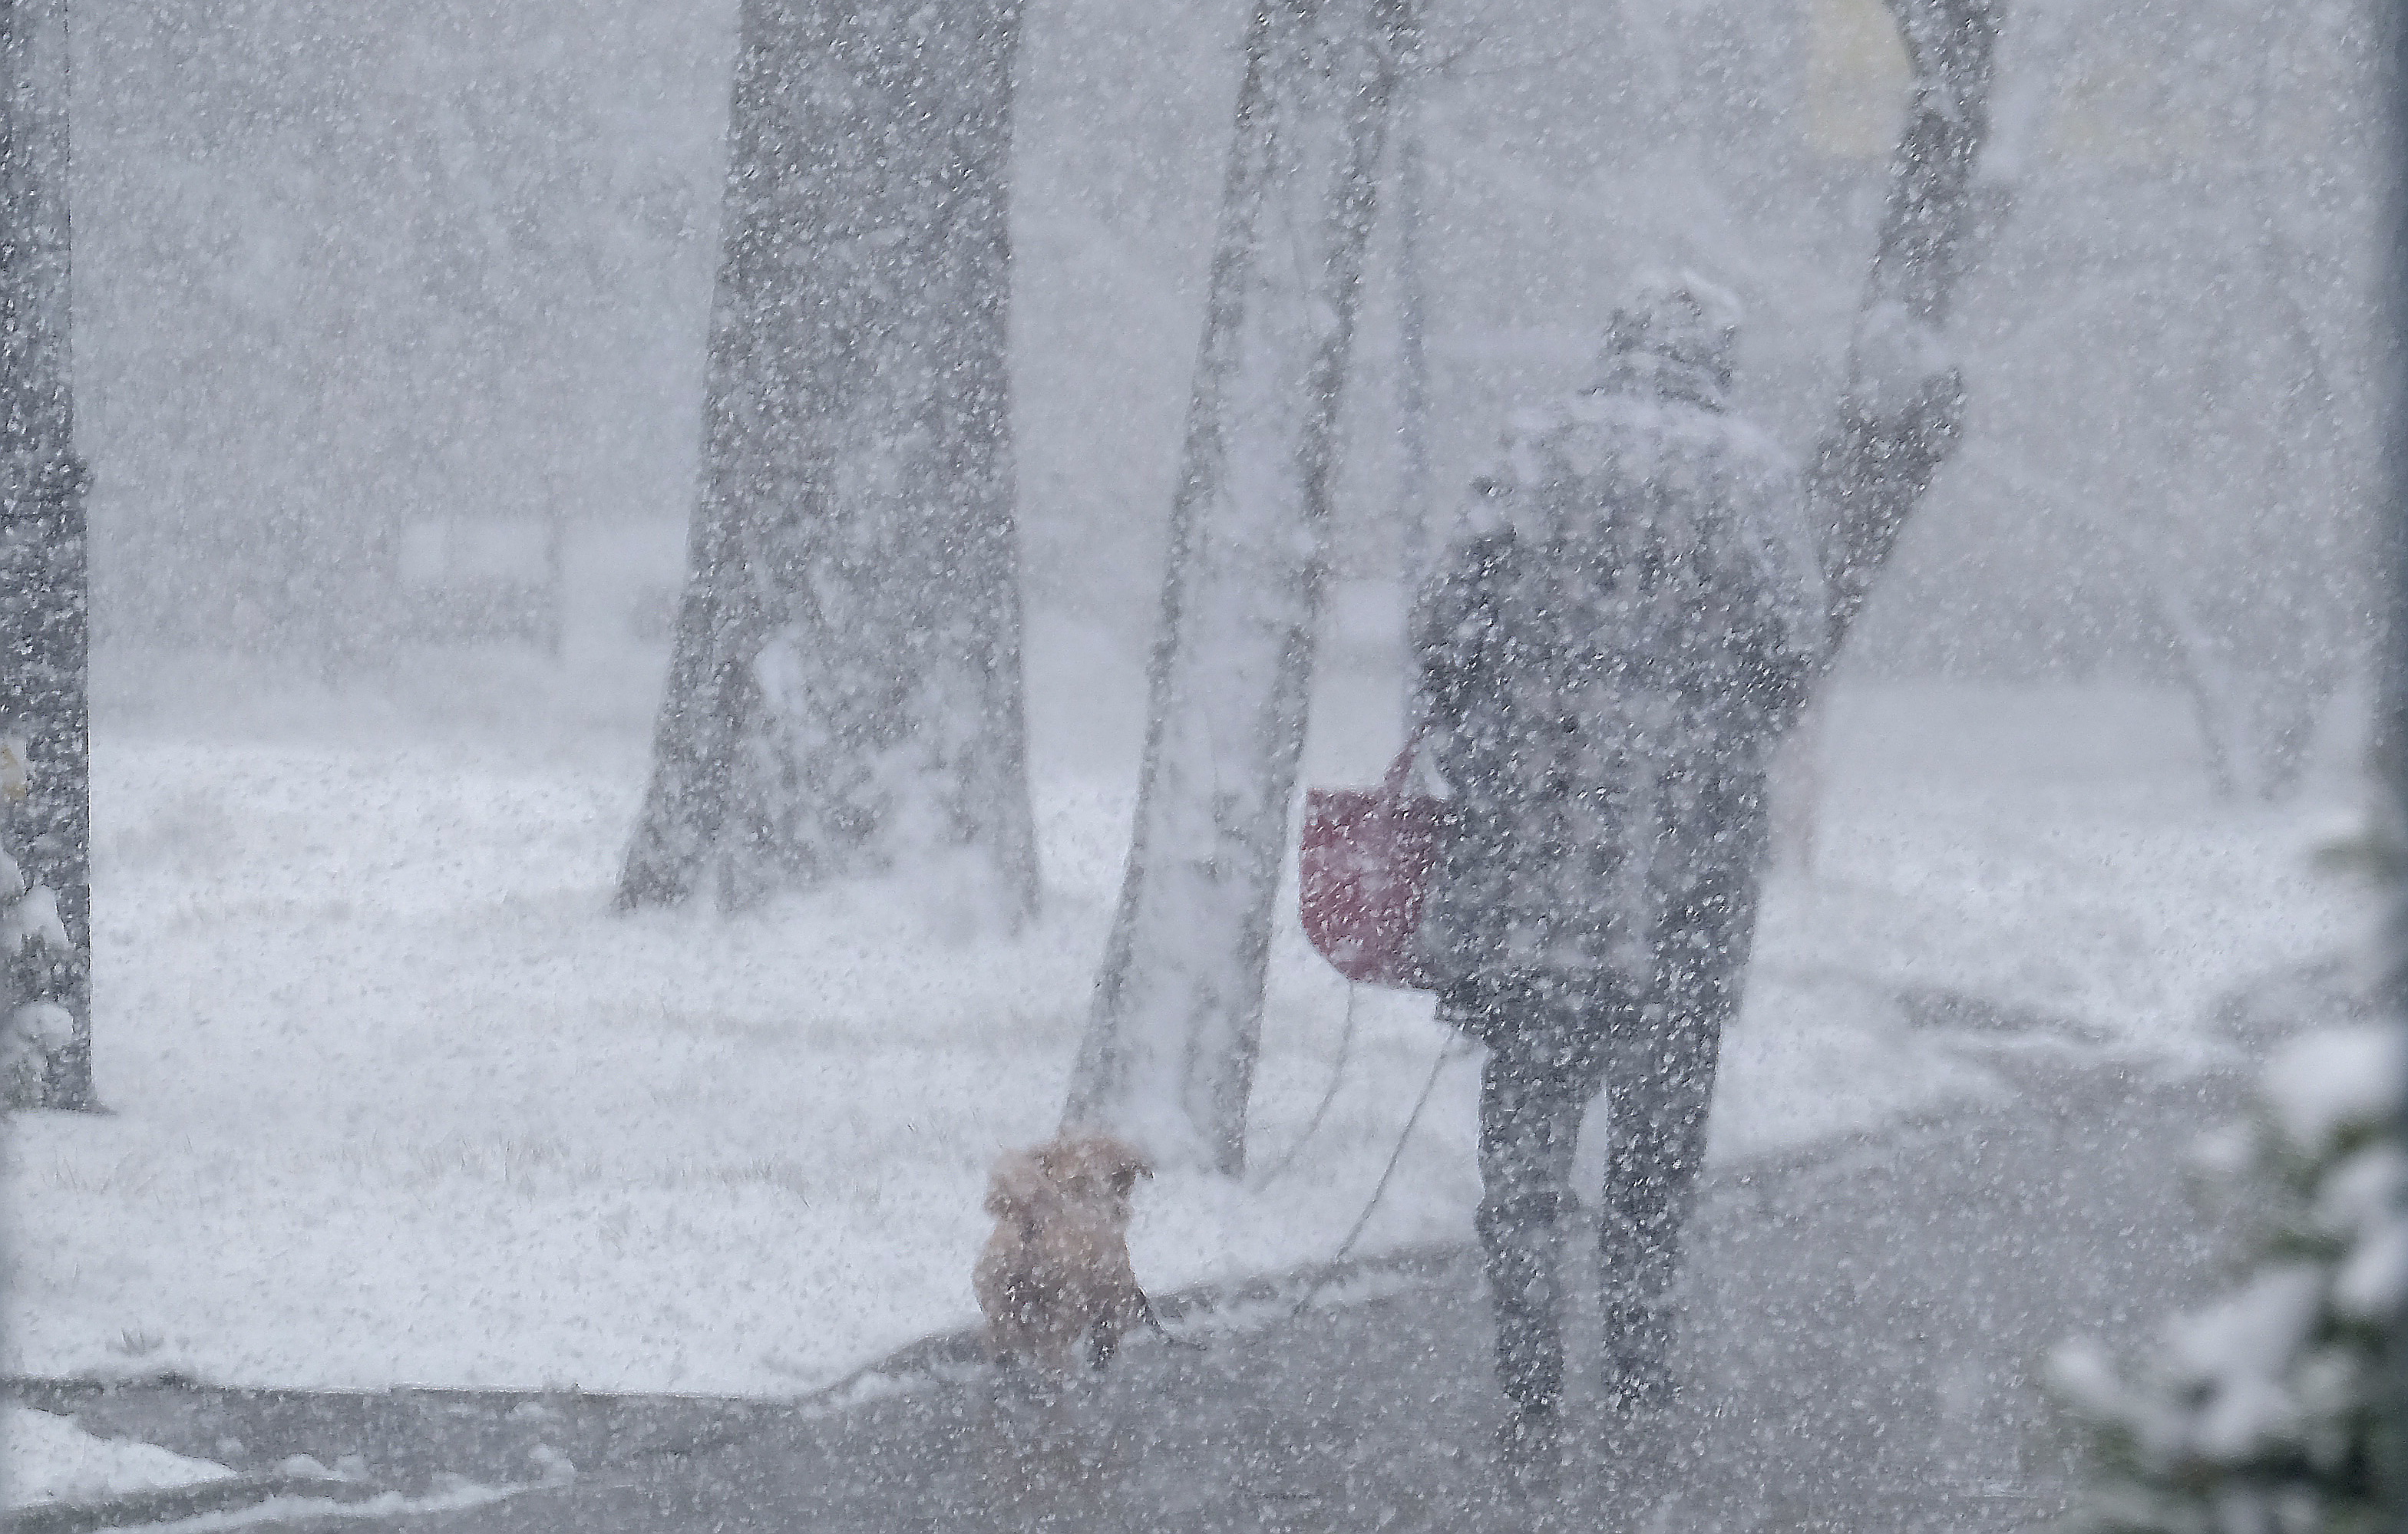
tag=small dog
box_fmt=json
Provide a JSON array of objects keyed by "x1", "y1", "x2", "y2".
[{"x1": 974, "y1": 1133, "x2": 1155, "y2": 1373}]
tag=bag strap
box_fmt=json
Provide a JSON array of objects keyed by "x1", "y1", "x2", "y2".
[{"x1": 1381, "y1": 718, "x2": 1430, "y2": 800}]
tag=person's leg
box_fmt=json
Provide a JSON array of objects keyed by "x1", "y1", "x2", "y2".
[
  {"x1": 1475, "y1": 988, "x2": 1604, "y2": 1414},
  {"x1": 1597, "y1": 999, "x2": 1719, "y2": 1406},
  {"x1": 1600, "y1": 844, "x2": 1765, "y2": 1407}
]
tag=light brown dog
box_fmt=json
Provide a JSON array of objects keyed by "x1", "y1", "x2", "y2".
[{"x1": 974, "y1": 1133, "x2": 1155, "y2": 1372}]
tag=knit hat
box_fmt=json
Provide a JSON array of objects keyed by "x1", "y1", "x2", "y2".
[{"x1": 1600, "y1": 270, "x2": 1742, "y2": 394}]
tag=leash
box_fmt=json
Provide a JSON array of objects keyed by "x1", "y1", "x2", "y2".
[
  {"x1": 1135, "y1": 1289, "x2": 1209, "y2": 1351},
  {"x1": 1287, "y1": 1035, "x2": 1462, "y2": 1319},
  {"x1": 1249, "y1": 981, "x2": 1363, "y2": 1189},
  {"x1": 1141, "y1": 1024, "x2": 1462, "y2": 1348}
]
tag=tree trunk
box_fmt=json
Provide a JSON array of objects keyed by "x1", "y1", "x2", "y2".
[
  {"x1": 1811, "y1": 0, "x2": 2004, "y2": 655},
  {"x1": 0, "y1": 0, "x2": 89, "y2": 1111},
  {"x1": 619, "y1": 0, "x2": 1036, "y2": 921},
  {"x1": 1062, "y1": 0, "x2": 1414, "y2": 1175},
  {"x1": 1392, "y1": 87, "x2": 1433, "y2": 605}
]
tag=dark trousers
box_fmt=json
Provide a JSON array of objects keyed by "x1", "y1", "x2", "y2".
[{"x1": 1458, "y1": 882, "x2": 1760, "y2": 1410}]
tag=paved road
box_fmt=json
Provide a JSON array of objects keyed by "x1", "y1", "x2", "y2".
[{"x1": 236, "y1": 1048, "x2": 2232, "y2": 1534}]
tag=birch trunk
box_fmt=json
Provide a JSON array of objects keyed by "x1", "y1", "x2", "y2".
[
  {"x1": 619, "y1": 0, "x2": 1036, "y2": 920},
  {"x1": 0, "y1": 0, "x2": 89, "y2": 1111},
  {"x1": 1812, "y1": 0, "x2": 2004, "y2": 655},
  {"x1": 1062, "y1": 0, "x2": 1414, "y2": 1174}
]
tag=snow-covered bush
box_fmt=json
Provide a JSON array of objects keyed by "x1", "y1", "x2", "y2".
[{"x1": 2050, "y1": 1024, "x2": 2407, "y2": 1534}]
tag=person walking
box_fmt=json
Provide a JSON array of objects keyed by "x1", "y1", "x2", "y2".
[{"x1": 1410, "y1": 272, "x2": 1827, "y2": 1455}]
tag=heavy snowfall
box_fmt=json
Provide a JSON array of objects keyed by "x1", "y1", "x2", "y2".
[{"x1": 0, "y1": 0, "x2": 2397, "y2": 1529}]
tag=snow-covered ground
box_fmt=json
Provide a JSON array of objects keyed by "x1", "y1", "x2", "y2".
[
  {"x1": 3, "y1": 636, "x2": 2371, "y2": 1396},
  {"x1": 5, "y1": 1407, "x2": 233, "y2": 1508}
]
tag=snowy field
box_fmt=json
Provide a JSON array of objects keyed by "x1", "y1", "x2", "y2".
[{"x1": 4, "y1": 632, "x2": 2371, "y2": 1396}]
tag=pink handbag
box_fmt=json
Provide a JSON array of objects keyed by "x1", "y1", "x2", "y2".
[{"x1": 1299, "y1": 737, "x2": 1442, "y2": 991}]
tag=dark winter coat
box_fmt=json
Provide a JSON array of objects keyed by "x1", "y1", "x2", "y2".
[{"x1": 1409, "y1": 346, "x2": 1826, "y2": 1003}]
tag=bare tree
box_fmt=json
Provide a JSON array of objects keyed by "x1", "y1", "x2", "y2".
[
  {"x1": 1774, "y1": 0, "x2": 2000, "y2": 869},
  {"x1": 1811, "y1": 0, "x2": 2004, "y2": 657},
  {"x1": 1062, "y1": 0, "x2": 1417, "y2": 1174},
  {"x1": 0, "y1": 0, "x2": 89, "y2": 1110},
  {"x1": 619, "y1": 1, "x2": 1037, "y2": 919},
  {"x1": 2209, "y1": 0, "x2": 2373, "y2": 798}
]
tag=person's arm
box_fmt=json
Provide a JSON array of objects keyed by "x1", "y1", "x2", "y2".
[
  {"x1": 1713, "y1": 465, "x2": 1828, "y2": 732},
  {"x1": 1409, "y1": 479, "x2": 1513, "y2": 749}
]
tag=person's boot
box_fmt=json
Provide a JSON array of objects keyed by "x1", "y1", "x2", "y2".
[
  {"x1": 1602, "y1": 1296, "x2": 1675, "y2": 1417},
  {"x1": 1495, "y1": 1400, "x2": 1561, "y2": 1482}
]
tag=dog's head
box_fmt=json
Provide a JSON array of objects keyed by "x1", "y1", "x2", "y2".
[{"x1": 994, "y1": 1134, "x2": 1152, "y2": 1225}]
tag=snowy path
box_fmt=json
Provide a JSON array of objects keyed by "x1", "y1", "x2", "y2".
[
  {"x1": 227, "y1": 1048, "x2": 2241, "y2": 1532},
  {"x1": 5, "y1": 678, "x2": 2363, "y2": 1396}
]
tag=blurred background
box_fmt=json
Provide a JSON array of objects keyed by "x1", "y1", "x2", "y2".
[{"x1": 70, "y1": 0, "x2": 2383, "y2": 797}]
